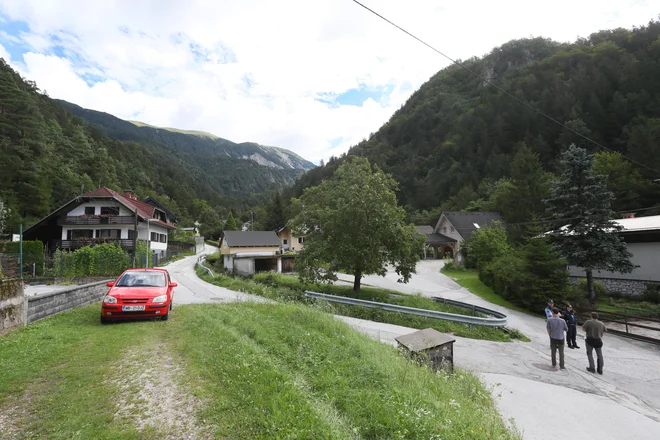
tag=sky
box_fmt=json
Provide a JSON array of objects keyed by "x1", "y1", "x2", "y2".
[{"x1": 0, "y1": 1, "x2": 657, "y2": 164}]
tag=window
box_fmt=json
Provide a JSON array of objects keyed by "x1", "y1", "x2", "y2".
[
  {"x1": 128, "y1": 230, "x2": 136, "y2": 240},
  {"x1": 443, "y1": 227, "x2": 447, "y2": 233},
  {"x1": 84, "y1": 207, "x2": 95, "y2": 215},
  {"x1": 450, "y1": 226, "x2": 455, "y2": 233},
  {"x1": 100, "y1": 206, "x2": 120, "y2": 216},
  {"x1": 116, "y1": 271, "x2": 166, "y2": 287},
  {"x1": 67, "y1": 229, "x2": 93, "y2": 240},
  {"x1": 159, "y1": 234, "x2": 167, "y2": 243},
  {"x1": 298, "y1": 237, "x2": 304, "y2": 244},
  {"x1": 283, "y1": 239, "x2": 288, "y2": 245},
  {"x1": 150, "y1": 232, "x2": 158, "y2": 241},
  {"x1": 96, "y1": 229, "x2": 121, "y2": 239}
]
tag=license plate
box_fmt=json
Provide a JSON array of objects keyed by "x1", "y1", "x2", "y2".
[{"x1": 122, "y1": 305, "x2": 146, "y2": 312}]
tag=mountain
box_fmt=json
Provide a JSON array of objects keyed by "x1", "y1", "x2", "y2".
[
  {"x1": 0, "y1": 59, "x2": 313, "y2": 230},
  {"x1": 291, "y1": 20, "x2": 660, "y2": 215},
  {"x1": 55, "y1": 99, "x2": 316, "y2": 171}
]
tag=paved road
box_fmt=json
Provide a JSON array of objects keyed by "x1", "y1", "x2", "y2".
[{"x1": 169, "y1": 253, "x2": 660, "y2": 440}]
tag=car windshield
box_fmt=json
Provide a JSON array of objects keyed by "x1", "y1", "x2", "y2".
[{"x1": 116, "y1": 271, "x2": 166, "y2": 287}]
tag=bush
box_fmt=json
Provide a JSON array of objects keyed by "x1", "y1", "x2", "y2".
[
  {"x1": 642, "y1": 284, "x2": 660, "y2": 304},
  {"x1": 51, "y1": 243, "x2": 131, "y2": 277},
  {"x1": 576, "y1": 278, "x2": 607, "y2": 300},
  {"x1": 442, "y1": 259, "x2": 464, "y2": 272}
]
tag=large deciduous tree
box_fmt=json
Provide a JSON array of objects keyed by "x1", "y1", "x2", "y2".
[
  {"x1": 546, "y1": 145, "x2": 635, "y2": 305},
  {"x1": 294, "y1": 157, "x2": 424, "y2": 292}
]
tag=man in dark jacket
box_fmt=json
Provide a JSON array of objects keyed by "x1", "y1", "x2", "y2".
[{"x1": 563, "y1": 304, "x2": 580, "y2": 349}]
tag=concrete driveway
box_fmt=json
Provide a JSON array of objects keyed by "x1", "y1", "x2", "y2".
[
  {"x1": 166, "y1": 253, "x2": 660, "y2": 440},
  {"x1": 337, "y1": 260, "x2": 660, "y2": 440}
]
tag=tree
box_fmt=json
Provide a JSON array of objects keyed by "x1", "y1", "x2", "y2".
[
  {"x1": 198, "y1": 207, "x2": 222, "y2": 240},
  {"x1": 593, "y1": 151, "x2": 645, "y2": 212},
  {"x1": 224, "y1": 211, "x2": 239, "y2": 231},
  {"x1": 546, "y1": 145, "x2": 635, "y2": 305},
  {"x1": 466, "y1": 221, "x2": 510, "y2": 270},
  {"x1": 263, "y1": 192, "x2": 286, "y2": 231},
  {"x1": 0, "y1": 198, "x2": 9, "y2": 238},
  {"x1": 294, "y1": 157, "x2": 425, "y2": 291}
]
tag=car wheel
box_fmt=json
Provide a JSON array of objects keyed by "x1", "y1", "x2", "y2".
[
  {"x1": 161, "y1": 311, "x2": 169, "y2": 321},
  {"x1": 169, "y1": 301, "x2": 173, "y2": 311},
  {"x1": 100, "y1": 316, "x2": 110, "y2": 325}
]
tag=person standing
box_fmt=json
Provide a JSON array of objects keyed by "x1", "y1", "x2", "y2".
[
  {"x1": 546, "y1": 308, "x2": 568, "y2": 369},
  {"x1": 544, "y1": 299, "x2": 555, "y2": 320},
  {"x1": 564, "y1": 304, "x2": 580, "y2": 349},
  {"x1": 582, "y1": 312, "x2": 607, "y2": 374}
]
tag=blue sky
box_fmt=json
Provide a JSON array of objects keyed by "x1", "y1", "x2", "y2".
[{"x1": 0, "y1": 0, "x2": 657, "y2": 163}]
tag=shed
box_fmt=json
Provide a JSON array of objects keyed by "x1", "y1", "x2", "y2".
[{"x1": 395, "y1": 328, "x2": 456, "y2": 372}]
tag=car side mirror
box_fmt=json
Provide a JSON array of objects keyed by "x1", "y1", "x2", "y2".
[
  {"x1": 106, "y1": 282, "x2": 115, "y2": 287},
  {"x1": 169, "y1": 282, "x2": 178, "y2": 288}
]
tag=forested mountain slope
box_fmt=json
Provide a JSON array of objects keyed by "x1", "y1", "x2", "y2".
[
  {"x1": 0, "y1": 59, "x2": 311, "y2": 230},
  {"x1": 292, "y1": 20, "x2": 660, "y2": 215},
  {"x1": 55, "y1": 100, "x2": 315, "y2": 171}
]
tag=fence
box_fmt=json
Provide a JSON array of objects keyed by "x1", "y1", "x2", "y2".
[{"x1": 575, "y1": 306, "x2": 660, "y2": 344}]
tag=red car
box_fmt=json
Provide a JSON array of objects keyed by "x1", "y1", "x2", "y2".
[{"x1": 101, "y1": 268, "x2": 177, "y2": 324}]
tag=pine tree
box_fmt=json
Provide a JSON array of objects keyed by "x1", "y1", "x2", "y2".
[
  {"x1": 224, "y1": 211, "x2": 239, "y2": 231},
  {"x1": 546, "y1": 145, "x2": 635, "y2": 305},
  {"x1": 263, "y1": 193, "x2": 286, "y2": 231}
]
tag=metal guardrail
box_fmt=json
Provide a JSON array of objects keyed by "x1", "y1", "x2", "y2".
[
  {"x1": 196, "y1": 255, "x2": 214, "y2": 278},
  {"x1": 304, "y1": 291, "x2": 508, "y2": 327}
]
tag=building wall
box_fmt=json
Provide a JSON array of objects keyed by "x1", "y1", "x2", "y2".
[
  {"x1": 568, "y1": 242, "x2": 660, "y2": 283},
  {"x1": 221, "y1": 245, "x2": 280, "y2": 255},
  {"x1": 233, "y1": 258, "x2": 254, "y2": 276},
  {"x1": 434, "y1": 217, "x2": 464, "y2": 243},
  {"x1": 279, "y1": 228, "x2": 305, "y2": 252},
  {"x1": 60, "y1": 222, "x2": 169, "y2": 251}
]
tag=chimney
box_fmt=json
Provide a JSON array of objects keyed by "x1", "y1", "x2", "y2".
[
  {"x1": 622, "y1": 213, "x2": 636, "y2": 219},
  {"x1": 124, "y1": 190, "x2": 133, "y2": 199}
]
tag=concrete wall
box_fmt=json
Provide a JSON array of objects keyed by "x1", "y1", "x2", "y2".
[
  {"x1": 568, "y1": 242, "x2": 660, "y2": 283},
  {"x1": 26, "y1": 280, "x2": 111, "y2": 324},
  {"x1": 233, "y1": 258, "x2": 254, "y2": 276},
  {"x1": 0, "y1": 279, "x2": 25, "y2": 333}
]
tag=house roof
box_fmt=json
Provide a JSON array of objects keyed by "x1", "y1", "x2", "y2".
[
  {"x1": 437, "y1": 212, "x2": 503, "y2": 241},
  {"x1": 144, "y1": 196, "x2": 178, "y2": 223},
  {"x1": 614, "y1": 215, "x2": 660, "y2": 233},
  {"x1": 426, "y1": 233, "x2": 457, "y2": 245},
  {"x1": 415, "y1": 225, "x2": 434, "y2": 235},
  {"x1": 222, "y1": 231, "x2": 281, "y2": 247}
]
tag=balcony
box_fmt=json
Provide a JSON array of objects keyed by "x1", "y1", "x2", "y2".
[
  {"x1": 58, "y1": 238, "x2": 135, "y2": 250},
  {"x1": 61, "y1": 215, "x2": 136, "y2": 225}
]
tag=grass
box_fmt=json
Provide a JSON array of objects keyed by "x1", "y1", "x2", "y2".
[
  {"x1": 441, "y1": 269, "x2": 533, "y2": 316},
  {"x1": 0, "y1": 303, "x2": 519, "y2": 439},
  {"x1": 594, "y1": 297, "x2": 660, "y2": 318},
  {"x1": 197, "y1": 269, "x2": 526, "y2": 342}
]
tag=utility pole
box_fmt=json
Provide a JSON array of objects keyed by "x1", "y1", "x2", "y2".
[
  {"x1": 19, "y1": 224, "x2": 23, "y2": 279},
  {"x1": 132, "y1": 209, "x2": 138, "y2": 268}
]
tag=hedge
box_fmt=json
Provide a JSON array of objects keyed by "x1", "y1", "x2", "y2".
[{"x1": 0, "y1": 240, "x2": 45, "y2": 275}]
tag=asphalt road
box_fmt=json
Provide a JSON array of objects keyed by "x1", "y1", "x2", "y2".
[{"x1": 167, "y1": 252, "x2": 660, "y2": 440}]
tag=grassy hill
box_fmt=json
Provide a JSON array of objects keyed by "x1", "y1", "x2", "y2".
[{"x1": 0, "y1": 303, "x2": 518, "y2": 439}]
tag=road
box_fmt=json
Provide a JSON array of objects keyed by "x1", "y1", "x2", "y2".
[{"x1": 168, "y1": 251, "x2": 660, "y2": 440}]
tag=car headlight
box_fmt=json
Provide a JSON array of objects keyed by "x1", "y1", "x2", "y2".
[
  {"x1": 152, "y1": 295, "x2": 168, "y2": 303},
  {"x1": 103, "y1": 295, "x2": 118, "y2": 304}
]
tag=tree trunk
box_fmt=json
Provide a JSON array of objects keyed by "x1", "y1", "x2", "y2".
[
  {"x1": 586, "y1": 269, "x2": 595, "y2": 307},
  {"x1": 353, "y1": 268, "x2": 362, "y2": 292}
]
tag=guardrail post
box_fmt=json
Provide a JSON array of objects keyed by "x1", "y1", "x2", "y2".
[{"x1": 624, "y1": 308, "x2": 629, "y2": 334}]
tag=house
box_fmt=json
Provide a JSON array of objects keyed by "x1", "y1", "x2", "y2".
[
  {"x1": 23, "y1": 187, "x2": 177, "y2": 258},
  {"x1": 566, "y1": 214, "x2": 660, "y2": 295},
  {"x1": 277, "y1": 226, "x2": 305, "y2": 252},
  {"x1": 418, "y1": 212, "x2": 503, "y2": 262},
  {"x1": 220, "y1": 231, "x2": 282, "y2": 276}
]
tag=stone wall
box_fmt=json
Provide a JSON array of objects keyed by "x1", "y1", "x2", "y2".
[
  {"x1": 26, "y1": 280, "x2": 111, "y2": 324},
  {"x1": 569, "y1": 276, "x2": 658, "y2": 296},
  {"x1": 0, "y1": 278, "x2": 25, "y2": 333}
]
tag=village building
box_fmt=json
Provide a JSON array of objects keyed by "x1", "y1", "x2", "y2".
[{"x1": 220, "y1": 230, "x2": 282, "y2": 276}]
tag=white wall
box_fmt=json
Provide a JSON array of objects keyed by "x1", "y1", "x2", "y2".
[
  {"x1": 67, "y1": 202, "x2": 132, "y2": 216},
  {"x1": 61, "y1": 225, "x2": 133, "y2": 240},
  {"x1": 569, "y1": 242, "x2": 660, "y2": 282},
  {"x1": 138, "y1": 223, "x2": 169, "y2": 251}
]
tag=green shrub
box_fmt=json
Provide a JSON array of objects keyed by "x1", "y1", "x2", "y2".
[
  {"x1": 576, "y1": 278, "x2": 607, "y2": 300},
  {"x1": 642, "y1": 284, "x2": 660, "y2": 304},
  {"x1": 466, "y1": 221, "x2": 510, "y2": 270},
  {"x1": 442, "y1": 259, "x2": 464, "y2": 272},
  {"x1": 50, "y1": 243, "x2": 131, "y2": 277}
]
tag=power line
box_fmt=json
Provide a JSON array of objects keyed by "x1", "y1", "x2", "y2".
[{"x1": 350, "y1": 0, "x2": 660, "y2": 176}]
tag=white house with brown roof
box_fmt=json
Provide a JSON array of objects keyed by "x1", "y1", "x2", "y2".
[{"x1": 24, "y1": 187, "x2": 176, "y2": 258}]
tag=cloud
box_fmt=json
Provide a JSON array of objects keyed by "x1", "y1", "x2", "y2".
[{"x1": 0, "y1": 0, "x2": 657, "y2": 163}]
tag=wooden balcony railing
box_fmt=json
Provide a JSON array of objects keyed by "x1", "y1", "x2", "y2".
[
  {"x1": 58, "y1": 239, "x2": 135, "y2": 250},
  {"x1": 61, "y1": 216, "x2": 136, "y2": 225}
]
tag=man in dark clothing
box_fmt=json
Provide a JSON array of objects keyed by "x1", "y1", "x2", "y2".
[
  {"x1": 563, "y1": 304, "x2": 580, "y2": 349},
  {"x1": 546, "y1": 308, "x2": 568, "y2": 369},
  {"x1": 582, "y1": 312, "x2": 607, "y2": 375}
]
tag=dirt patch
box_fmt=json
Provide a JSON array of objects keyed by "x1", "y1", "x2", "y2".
[
  {"x1": 108, "y1": 344, "x2": 212, "y2": 439},
  {"x1": 0, "y1": 380, "x2": 49, "y2": 439}
]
